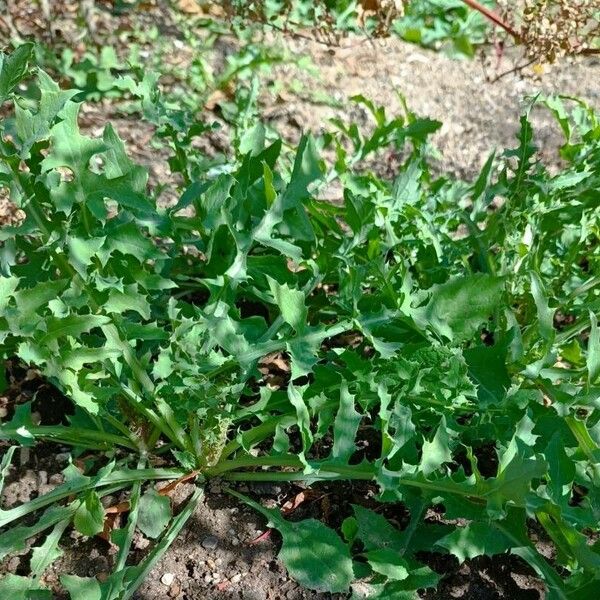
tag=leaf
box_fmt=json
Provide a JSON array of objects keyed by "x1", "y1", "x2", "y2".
[
  {"x1": 268, "y1": 277, "x2": 307, "y2": 333},
  {"x1": 545, "y1": 433, "x2": 575, "y2": 503},
  {"x1": 276, "y1": 517, "x2": 354, "y2": 593},
  {"x1": 366, "y1": 548, "x2": 409, "y2": 580},
  {"x1": 331, "y1": 381, "x2": 361, "y2": 463},
  {"x1": 61, "y1": 575, "x2": 102, "y2": 600},
  {"x1": 29, "y1": 520, "x2": 68, "y2": 577},
  {"x1": 587, "y1": 312, "x2": 600, "y2": 385},
  {"x1": 287, "y1": 384, "x2": 313, "y2": 466},
  {"x1": 229, "y1": 490, "x2": 353, "y2": 593},
  {"x1": 137, "y1": 489, "x2": 171, "y2": 539},
  {"x1": 0, "y1": 574, "x2": 51, "y2": 599},
  {"x1": 464, "y1": 343, "x2": 511, "y2": 406},
  {"x1": 102, "y1": 222, "x2": 160, "y2": 263},
  {"x1": 416, "y1": 274, "x2": 504, "y2": 342},
  {"x1": 435, "y1": 520, "x2": 512, "y2": 562},
  {"x1": 73, "y1": 491, "x2": 105, "y2": 537},
  {"x1": 105, "y1": 287, "x2": 151, "y2": 320},
  {"x1": 0, "y1": 504, "x2": 76, "y2": 561},
  {"x1": 351, "y1": 505, "x2": 404, "y2": 553},
  {"x1": 37, "y1": 314, "x2": 112, "y2": 344},
  {"x1": 484, "y1": 440, "x2": 547, "y2": 517},
  {"x1": 530, "y1": 271, "x2": 555, "y2": 344},
  {"x1": 420, "y1": 416, "x2": 452, "y2": 476},
  {"x1": 0, "y1": 43, "x2": 34, "y2": 103}
]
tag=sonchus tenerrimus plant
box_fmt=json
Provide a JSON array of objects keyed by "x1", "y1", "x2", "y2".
[{"x1": 1, "y1": 44, "x2": 600, "y2": 599}]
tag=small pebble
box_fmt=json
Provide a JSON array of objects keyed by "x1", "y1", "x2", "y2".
[
  {"x1": 161, "y1": 573, "x2": 175, "y2": 586},
  {"x1": 202, "y1": 535, "x2": 219, "y2": 551},
  {"x1": 231, "y1": 574, "x2": 242, "y2": 584}
]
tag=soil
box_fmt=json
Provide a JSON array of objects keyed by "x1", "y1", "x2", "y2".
[{"x1": 2, "y1": 2, "x2": 600, "y2": 598}]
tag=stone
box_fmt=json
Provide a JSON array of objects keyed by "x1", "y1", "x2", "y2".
[
  {"x1": 161, "y1": 573, "x2": 175, "y2": 586},
  {"x1": 201, "y1": 535, "x2": 219, "y2": 551}
]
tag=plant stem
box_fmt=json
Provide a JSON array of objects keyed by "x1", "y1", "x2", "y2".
[{"x1": 460, "y1": 0, "x2": 520, "y2": 40}]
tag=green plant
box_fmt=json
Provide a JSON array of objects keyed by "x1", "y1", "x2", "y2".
[{"x1": 1, "y1": 44, "x2": 600, "y2": 599}]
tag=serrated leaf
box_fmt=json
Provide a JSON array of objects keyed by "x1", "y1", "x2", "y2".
[
  {"x1": 530, "y1": 271, "x2": 555, "y2": 344},
  {"x1": 38, "y1": 314, "x2": 111, "y2": 344},
  {"x1": 545, "y1": 433, "x2": 575, "y2": 503},
  {"x1": 420, "y1": 416, "x2": 452, "y2": 476},
  {"x1": 268, "y1": 277, "x2": 307, "y2": 333},
  {"x1": 435, "y1": 520, "x2": 512, "y2": 562},
  {"x1": 0, "y1": 43, "x2": 33, "y2": 103},
  {"x1": 105, "y1": 287, "x2": 151, "y2": 320},
  {"x1": 331, "y1": 381, "x2": 361, "y2": 463},
  {"x1": 277, "y1": 517, "x2": 354, "y2": 593},
  {"x1": 417, "y1": 274, "x2": 504, "y2": 342}
]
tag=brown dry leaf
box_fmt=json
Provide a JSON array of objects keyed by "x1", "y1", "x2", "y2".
[
  {"x1": 248, "y1": 529, "x2": 272, "y2": 545},
  {"x1": 281, "y1": 489, "x2": 324, "y2": 515},
  {"x1": 158, "y1": 470, "x2": 200, "y2": 496},
  {"x1": 105, "y1": 500, "x2": 131, "y2": 515},
  {"x1": 260, "y1": 353, "x2": 291, "y2": 374}
]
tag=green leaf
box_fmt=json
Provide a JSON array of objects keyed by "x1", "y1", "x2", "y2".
[
  {"x1": 29, "y1": 520, "x2": 68, "y2": 578},
  {"x1": 435, "y1": 520, "x2": 512, "y2": 562},
  {"x1": 268, "y1": 277, "x2": 307, "y2": 333},
  {"x1": 420, "y1": 416, "x2": 452, "y2": 476},
  {"x1": 137, "y1": 489, "x2": 171, "y2": 539},
  {"x1": 416, "y1": 274, "x2": 504, "y2": 342},
  {"x1": 61, "y1": 575, "x2": 102, "y2": 600},
  {"x1": 73, "y1": 491, "x2": 105, "y2": 537},
  {"x1": 366, "y1": 548, "x2": 409, "y2": 580},
  {"x1": 0, "y1": 504, "x2": 76, "y2": 561},
  {"x1": 105, "y1": 287, "x2": 151, "y2": 320},
  {"x1": 587, "y1": 312, "x2": 600, "y2": 385},
  {"x1": 464, "y1": 343, "x2": 510, "y2": 406},
  {"x1": 229, "y1": 490, "x2": 353, "y2": 593},
  {"x1": 530, "y1": 271, "x2": 555, "y2": 344},
  {"x1": 545, "y1": 433, "x2": 575, "y2": 503},
  {"x1": 102, "y1": 223, "x2": 160, "y2": 263},
  {"x1": 0, "y1": 574, "x2": 51, "y2": 600},
  {"x1": 0, "y1": 43, "x2": 34, "y2": 103},
  {"x1": 351, "y1": 505, "x2": 404, "y2": 553},
  {"x1": 276, "y1": 517, "x2": 354, "y2": 593},
  {"x1": 287, "y1": 384, "x2": 313, "y2": 465},
  {"x1": 331, "y1": 381, "x2": 361, "y2": 463}
]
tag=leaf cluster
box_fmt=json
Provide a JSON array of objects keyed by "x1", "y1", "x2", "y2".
[{"x1": 1, "y1": 44, "x2": 600, "y2": 599}]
